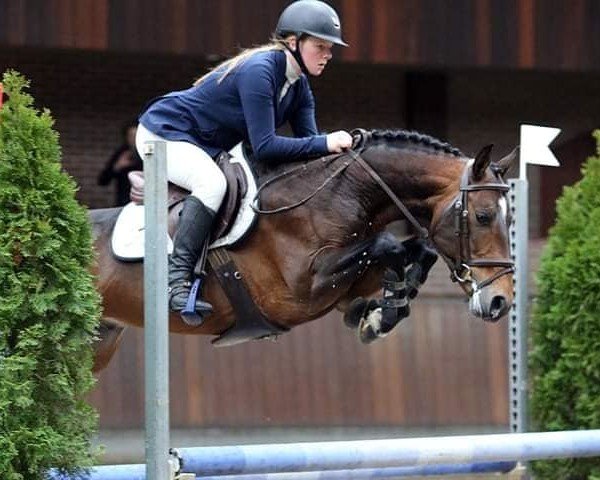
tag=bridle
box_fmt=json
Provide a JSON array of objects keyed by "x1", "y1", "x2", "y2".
[{"x1": 429, "y1": 164, "x2": 514, "y2": 293}]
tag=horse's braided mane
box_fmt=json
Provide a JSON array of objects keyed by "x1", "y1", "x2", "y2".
[{"x1": 364, "y1": 129, "x2": 464, "y2": 157}]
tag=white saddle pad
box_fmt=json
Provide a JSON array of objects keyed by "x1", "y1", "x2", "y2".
[{"x1": 111, "y1": 143, "x2": 258, "y2": 261}]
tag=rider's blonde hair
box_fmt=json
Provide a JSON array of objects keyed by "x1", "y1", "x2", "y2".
[{"x1": 194, "y1": 38, "x2": 289, "y2": 86}]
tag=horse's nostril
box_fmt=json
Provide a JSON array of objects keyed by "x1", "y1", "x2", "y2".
[{"x1": 489, "y1": 295, "x2": 508, "y2": 320}]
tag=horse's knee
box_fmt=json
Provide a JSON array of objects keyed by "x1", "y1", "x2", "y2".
[
  {"x1": 373, "y1": 231, "x2": 400, "y2": 252},
  {"x1": 92, "y1": 321, "x2": 126, "y2": 373},
  {"x1": 404, "y1": 241, "x2": 438, "y2": 298},
  {"x1": 373, "y1": 232, "x2": 405, "y2": 267}
]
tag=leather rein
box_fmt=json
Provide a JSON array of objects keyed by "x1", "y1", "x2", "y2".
[{"x1": 251, "y1": 140, "x2": 514, "y2": 294}]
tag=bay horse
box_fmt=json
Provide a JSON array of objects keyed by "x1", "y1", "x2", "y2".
[{"x1": 91, "y1": 129, "x2": 516, "y2": 372}]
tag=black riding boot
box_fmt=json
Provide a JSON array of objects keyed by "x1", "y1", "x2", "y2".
[{"x1": 169, "y1": 196, "x2": 214, "y2": 318}]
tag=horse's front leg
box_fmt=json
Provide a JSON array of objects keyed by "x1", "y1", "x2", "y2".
[
  {"x1": 311, "y1": 232, "x2": 411, "y2": 330},
  {"x1": 402, "y1": 237, "x2": 439, "y2": 299},
  {"x1": 344, "y1": 236, "x2": 438, "y2": 343},
  {"x1": 310, "y1": 231, "x2": 408, "y2": 300}
]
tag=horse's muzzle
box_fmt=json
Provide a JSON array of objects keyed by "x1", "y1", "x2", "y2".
[{"x1": 468, "y1": 277, "x2": 513, "y2": 321}]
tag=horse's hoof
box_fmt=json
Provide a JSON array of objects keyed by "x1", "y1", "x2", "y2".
[
  {"x1": 358, "y1": 307, "x2": 384, "y2": 344},
  {"x1": 359, "y1": 324, "x2": 379, "y2": 344},
  {"x1": 344, "y1": 297, "x2": 367, "y2": 329}
]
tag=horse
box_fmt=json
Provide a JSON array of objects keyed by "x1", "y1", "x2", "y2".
[{"x1": 90, "y1": 129, "x2": 516, "y2": 372}]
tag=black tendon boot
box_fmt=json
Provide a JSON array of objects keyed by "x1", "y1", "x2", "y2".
[{"x1": 169, "y1": 196, "x2": 215, "y2": 320}]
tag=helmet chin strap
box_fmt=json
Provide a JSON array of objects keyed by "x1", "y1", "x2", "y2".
[{"x1": 283, "y1": 41, "x2": 310, "y2": 76}]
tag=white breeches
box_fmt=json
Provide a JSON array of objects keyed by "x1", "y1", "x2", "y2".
[{"x1": 135, "y1": 123, "x2": 227, "y2": 212}]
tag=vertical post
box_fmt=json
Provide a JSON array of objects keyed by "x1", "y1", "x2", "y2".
[
  {"x1": 0, "y1": 83, "x2": 4, "y2": 109},
  {"x1": 143, "y1": 141, "x2": 170, "y2": 479},
  {"x1": 509, "y1": 178, "x2": 529, "y2": 434}
]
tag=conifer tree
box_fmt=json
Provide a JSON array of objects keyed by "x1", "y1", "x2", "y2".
[
  {"x1": 530, "y1": 130, "x2": 600, "y2": 480},
  {"x1": 0, "y1": 71, "x2": 101, "y2": 479}
]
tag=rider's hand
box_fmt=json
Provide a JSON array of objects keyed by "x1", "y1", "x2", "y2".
[{"x1": 326, "y1": 130, "x2": 353, "y2": 153}]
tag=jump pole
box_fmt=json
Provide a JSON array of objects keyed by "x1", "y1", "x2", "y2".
[
  {"x1": 173, "y1": 430, "x2": 600, "y2": 476},
  {"x1": 143, "y1": 140, "x2": 171, "y2": 479},
  {"x1": 48, "y1": 430, "x2": 599, "y2": 479},
  {"x1": 51, "y1": 461, "x2": 515, "y2": 480},
  {"x1": 192, "y1": 461, "x2": 516, "y2": 479}
]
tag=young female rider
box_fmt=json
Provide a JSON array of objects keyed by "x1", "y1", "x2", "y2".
[{"x1": 135, "y1": 0, "x2": 353, "y2": 321}]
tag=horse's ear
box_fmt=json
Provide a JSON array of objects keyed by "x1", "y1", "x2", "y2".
[
  {"x1": 493, "y1": 147, "x2": 519, "y2": 178},
  {"x1": 473, "y1": 144, "x2": 494, "y2": 180}
]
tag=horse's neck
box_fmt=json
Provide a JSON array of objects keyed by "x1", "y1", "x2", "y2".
[
  {"x1": 359, "y1": 147, "x2": 466, "y2": 229},
  {"x1": 253, "y1": 147, "x2": 465, "y2": 239}
]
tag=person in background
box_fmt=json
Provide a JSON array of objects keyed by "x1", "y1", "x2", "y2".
[
  {"x1": 135, "y1": 0, "x2": 353, "y2": 321},
  {"x1": 98, "y1": 121, "x2": 143, "y2": 206}
]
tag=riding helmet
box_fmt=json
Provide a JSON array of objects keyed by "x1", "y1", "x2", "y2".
[{"x1": 276, "y1": 0, "x2": 348, "y2": 47}]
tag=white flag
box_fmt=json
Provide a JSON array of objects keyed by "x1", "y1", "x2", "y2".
[{"x1": 519, "y1": 124, "x2": 561, "y2": 179}]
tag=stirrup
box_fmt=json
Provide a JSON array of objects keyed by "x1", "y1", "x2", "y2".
[{"x1": 180, "y1": 278, "x2": 213, "y2": 326}]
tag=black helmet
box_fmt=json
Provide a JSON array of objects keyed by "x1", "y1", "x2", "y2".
[{"x1": 276, "y1": 0, "x2": 348, "y2": 47}]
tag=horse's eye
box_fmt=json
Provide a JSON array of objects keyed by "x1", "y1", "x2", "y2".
[{"x1": 476, "y1": 211, "x2": 494, "y2": 226}]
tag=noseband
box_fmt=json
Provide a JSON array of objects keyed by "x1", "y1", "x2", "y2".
[{"x1": 431, "y1": 165, "x2": 514, "y2": 292}]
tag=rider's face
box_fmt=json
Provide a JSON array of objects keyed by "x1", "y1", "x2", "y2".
[{"x1": 298, "y1": 36, "x2": 333, "y2": 76}]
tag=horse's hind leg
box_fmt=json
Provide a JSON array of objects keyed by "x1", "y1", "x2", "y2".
[{"x1": 92, "y1": 320, "x2": 127, "y2": 373}]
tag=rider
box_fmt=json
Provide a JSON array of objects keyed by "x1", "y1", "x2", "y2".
[{"x1": 135, "y1": 0, "x2": 353, "y2": 321}]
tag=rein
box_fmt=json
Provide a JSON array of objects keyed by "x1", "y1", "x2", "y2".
[
  {"x1": 250, "y1": 153, "x2": 353, "y2": 214},
  {"x1": 348, "y1": 149, "x2": 429, "y2": 239}
]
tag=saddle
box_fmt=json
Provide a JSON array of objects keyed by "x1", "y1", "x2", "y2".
[
  {"x1": 120, "y1": 144, "x2": 287, "y2": 346},
  {"x1": 128, "y1": 151, "x2": 248, "y2": 242}
]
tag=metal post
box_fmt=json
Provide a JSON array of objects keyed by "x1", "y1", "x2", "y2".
[
  {"x1": 143, "y1": 141, "x2": 170, "y2": 480},
  {"x1": 509, "y1": 178, "x2": 529, "y2": 434}
]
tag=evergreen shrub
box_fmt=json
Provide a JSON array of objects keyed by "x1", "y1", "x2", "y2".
[
  {"x1": 0, "y1": 71, "x2": 101, "y2": 479},
  {"x1": 530, "y1": 130, "x2": 600, "y2": 480}
]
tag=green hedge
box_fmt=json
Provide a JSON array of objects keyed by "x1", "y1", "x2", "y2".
[
  {"x1": 530, "y1": 130, "x2": 600, "y2": 480},
  {"x1": 0, "y1": 71, "x2": 101, "y2": 479}
]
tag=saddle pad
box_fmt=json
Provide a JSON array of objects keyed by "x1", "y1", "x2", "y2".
[
  {"x1": 111, "y1": 202, "x2": 174, "y2": 261},
  {"x1": 111, "y1": 143, "x2": 258, "y2": 261},
  {"x1": 210, "y1": 143, "x2": 258, "y2": 249}
]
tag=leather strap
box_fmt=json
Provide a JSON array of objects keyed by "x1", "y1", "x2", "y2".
[
  {"x1": 349, "y1": 150, "x2": 429, "y2": 239},
  {"x1": 208, "y1": 249, "x2": 289, "y2": 347}
]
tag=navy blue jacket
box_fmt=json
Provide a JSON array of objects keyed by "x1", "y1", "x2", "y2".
[{"x1": 139, "y1": 49, "x2": 328, "y2": 162}]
